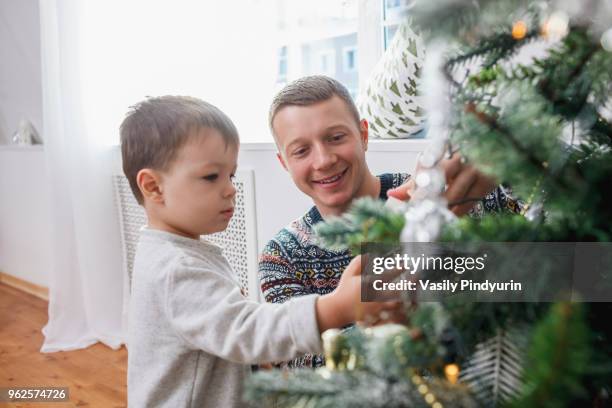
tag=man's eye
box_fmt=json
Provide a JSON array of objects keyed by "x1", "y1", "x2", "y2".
[
  {"x1": 292, "y1": 147, "x2": 308, "y2": 157},
  {"x1": 330, "y1": 133, "x2": 345, "y2": 142},
  {"x1": 202, "y1": 174, "x2": 218, "y2": 181}
]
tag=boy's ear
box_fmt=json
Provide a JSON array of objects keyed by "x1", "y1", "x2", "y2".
[
  {"x1": 137, "y1": 168, "x2": 164, "y2": 204},
  {"x1": 276, "y1": 152, "x2": 288, "y2": 171},
  {"x1": 359, "y1": 119, "x2": 369, "y2": 151}
]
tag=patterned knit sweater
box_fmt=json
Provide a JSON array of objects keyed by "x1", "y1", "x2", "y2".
[{"x1": 258, "y1": 173, "x2": 522, "y2": 369}]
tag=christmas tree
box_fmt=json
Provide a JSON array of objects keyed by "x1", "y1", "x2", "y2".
[{"x1": 246, "y1": 1, "x2": 612, "y2": 406}]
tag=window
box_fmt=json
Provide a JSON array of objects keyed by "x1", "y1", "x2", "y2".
[
  {"x1": 343, "y1": 46, "x2": 357, "y2": 72},
  {"x1": 274, "y1": 0, "x2": 359, "y2": 99},
  {"x1": 272, "y1": 0, "x2": 414, "y2": 105},
  {"x1": 266, "y1": 0, "x2": 424, "y2": 142},
  {"x1": 79, "y1": 1, "x2": 420, "y2": 144},
  {"x1": 383, "y1": 0, "x2": 414, "y2": 49}
]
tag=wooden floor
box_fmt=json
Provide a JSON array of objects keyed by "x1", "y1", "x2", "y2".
[{"x1": 0, "y1": 283, "x2": 127, "y2": 408}]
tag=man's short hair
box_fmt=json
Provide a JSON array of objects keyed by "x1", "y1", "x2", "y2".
[
  {"x1": 268, "y1": 75, "x2": 360, "y2": 137},
  {"x1": 120, "y1": 95, "x2": 239, "y2": 205}
]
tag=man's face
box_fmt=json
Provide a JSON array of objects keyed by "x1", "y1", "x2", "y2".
[
  {"x1": 273, "y1": 95, "x2": 369, "y2": 216},
  {"x1": 155, "y1": 130, "x2": 238, "y2": 238}
]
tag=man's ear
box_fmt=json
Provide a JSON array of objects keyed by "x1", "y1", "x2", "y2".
[
  {"x1": 276, "y1": 152, "x2": 288, "y2": 171},
  {"x1": 137, "y1": 168, "x2": 164, "y2": 204},
  {"x1": 359, "y1": 119, "x2": 369, "y2": 151}
]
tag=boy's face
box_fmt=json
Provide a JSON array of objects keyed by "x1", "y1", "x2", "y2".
[
  {"x1": 148, "y1": 129, "x2": 238, "y2": 239},
  {"x1": 273, "y1": 95, "x2": 369, "y2": 216}
]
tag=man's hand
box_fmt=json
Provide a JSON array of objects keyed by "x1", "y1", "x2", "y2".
[
  {"x1": 441, "y1": 153, "x2": 496, "y2": 215},
  {"x1": 387, "y1": 153, "x2": 496, "y2": 216}
]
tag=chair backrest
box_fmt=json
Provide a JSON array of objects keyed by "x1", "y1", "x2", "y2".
[{"x1": 113, "y1": 170, "x2": 261, "y2": 301}]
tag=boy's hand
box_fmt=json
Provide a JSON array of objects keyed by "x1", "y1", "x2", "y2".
[{"x1": 316, "y1": 256, "x2": 403, "y2": 332}]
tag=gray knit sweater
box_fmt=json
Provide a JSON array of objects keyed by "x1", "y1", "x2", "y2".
[{"x1": 128, "y1": 228, "x2": 322, "y2": 408}]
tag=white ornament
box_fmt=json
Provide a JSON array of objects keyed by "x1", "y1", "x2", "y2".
[
  {"x1": 11, "y1": 119, "x2": 42, "y2": 145},
  {"x1": 543, "y1": 11, "x2": 569, "y2": 41},
  {"x1": 399, "y1": 43, "x2": 456, "y2": 243},
  {"x1": 401, "y1": 198, "x2": 456, "y2": 243}
]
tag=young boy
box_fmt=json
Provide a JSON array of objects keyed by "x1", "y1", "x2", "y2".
[{"x1": 120, "y1": 96, "x2": 396, "y2": 408}]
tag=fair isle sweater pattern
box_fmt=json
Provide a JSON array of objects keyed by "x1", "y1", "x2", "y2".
[
  {"x1": 258, "y1": 173, "x2": 409, "y2": 369},
  {"x1": 259, "y1": 174, "x2": 522, "y2": 369}
]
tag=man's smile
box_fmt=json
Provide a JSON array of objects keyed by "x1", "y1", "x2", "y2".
[{"x1": 312, "y1": 167, "x2": 349, "y2": 186}]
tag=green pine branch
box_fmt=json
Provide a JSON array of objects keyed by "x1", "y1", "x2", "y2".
[
  {"x1": 314, "y1": 198, "x2": 405, "y2": 254},
  {"x1": 510, "y1": 302, "x2": 591, "y2": 408},
  {"x1": 446, "y1": 29, "x2": 540, "y2": 72}
]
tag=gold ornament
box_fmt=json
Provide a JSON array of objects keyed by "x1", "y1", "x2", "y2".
[
  {"x1": 512, "y1": 21, "x2": 528, "y2": 40},
  {"x1": 444, "y1": 363, "x2": 460, "y2": 385},
  {"x1": 321, "y1": 329, "x2": 351, "y2": 371}
]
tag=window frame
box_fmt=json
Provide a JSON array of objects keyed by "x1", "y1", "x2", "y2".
[{"x1": 357, "y1": 0, "x2": 384, "y2": 93}]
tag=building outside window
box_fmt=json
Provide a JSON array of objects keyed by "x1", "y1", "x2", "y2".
[
  {"x1": 318, "y1": 50, "x2": 336, "y2": 75},
  {"x1": 383, "y1": 0, "x2": 414, "y2": 49},
  {"x1": 274, "y1": 0, "x2": 416, "y2": 96},
  {"x1": 277, "y1": 46, "x2": 288, "y2": 83},
  {"x1": 274, "y1": 0, "x2": 359, "y2": 97},
  {"x1": 343, "y1": 46, "x2": 357, "y2": 73}
]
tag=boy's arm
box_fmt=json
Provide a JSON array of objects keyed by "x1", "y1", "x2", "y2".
[
  {"x1": 165, "y1": 256, "x2": 394, "y2": 365},
  {"x1": 165, "y1": 257, "x2": 323, "y2": 365}
]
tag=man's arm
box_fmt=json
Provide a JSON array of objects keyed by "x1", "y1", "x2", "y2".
[
  {"x1": 258, "y1": 238, "x2": 322, "y2": 369},
  {"x1": 259, "y1": 239, "x2": 311, "y2": 304}
]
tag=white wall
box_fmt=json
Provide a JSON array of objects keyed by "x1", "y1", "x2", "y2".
[
  {"x1": 0, "y1": 146, "x2": 52, "y2": 286},
  {"x1": 0, "y1": 0, "x2": 48, "y2": 285},
  {"x1": 0, "y1": 0, "x2": 43, "y2": 145}
]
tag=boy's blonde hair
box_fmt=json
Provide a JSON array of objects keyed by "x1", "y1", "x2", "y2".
[{"x1": 120, "y1": 96, "x2": 239, "y2": 204}]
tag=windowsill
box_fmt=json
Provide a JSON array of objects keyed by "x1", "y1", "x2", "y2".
[
  {"x1": 240, "y1": 138, "x2": 429, "y2": 152},
  {"x1": 108, "y1": 138, "x2": 430, "y2": 153}
]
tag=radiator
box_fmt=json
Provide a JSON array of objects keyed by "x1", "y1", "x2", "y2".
[{"x1": 113, "y1": 170, "x2": 260, "y2": 301}]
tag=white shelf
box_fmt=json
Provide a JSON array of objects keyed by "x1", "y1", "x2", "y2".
[{"x1": 0, "y1": 145, "x2": 44, "y2": 152}]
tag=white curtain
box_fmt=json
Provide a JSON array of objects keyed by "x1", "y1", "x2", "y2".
[
  {"x1": 38, "y1": 0, "x2": 278, "y2": 351},
  {"x1": 39, "y1": 0, "x2": 125, "y2": 352}
]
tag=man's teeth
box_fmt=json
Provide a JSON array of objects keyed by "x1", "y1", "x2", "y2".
[{"x1": 317, "y1": 172, "x2": 342, "y2": 184}]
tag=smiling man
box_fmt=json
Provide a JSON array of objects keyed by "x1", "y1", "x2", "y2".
[
  {"x1": 270, "y1": 86, "x2": 383, "y2": 219},
  {"x1": 258, "y1": 76, "x2": 521, "y2": 368}
]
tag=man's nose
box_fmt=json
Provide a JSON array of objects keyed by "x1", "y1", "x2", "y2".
[{"x1": 312, "y1": 145, "x2": 337, "y2": 170}]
